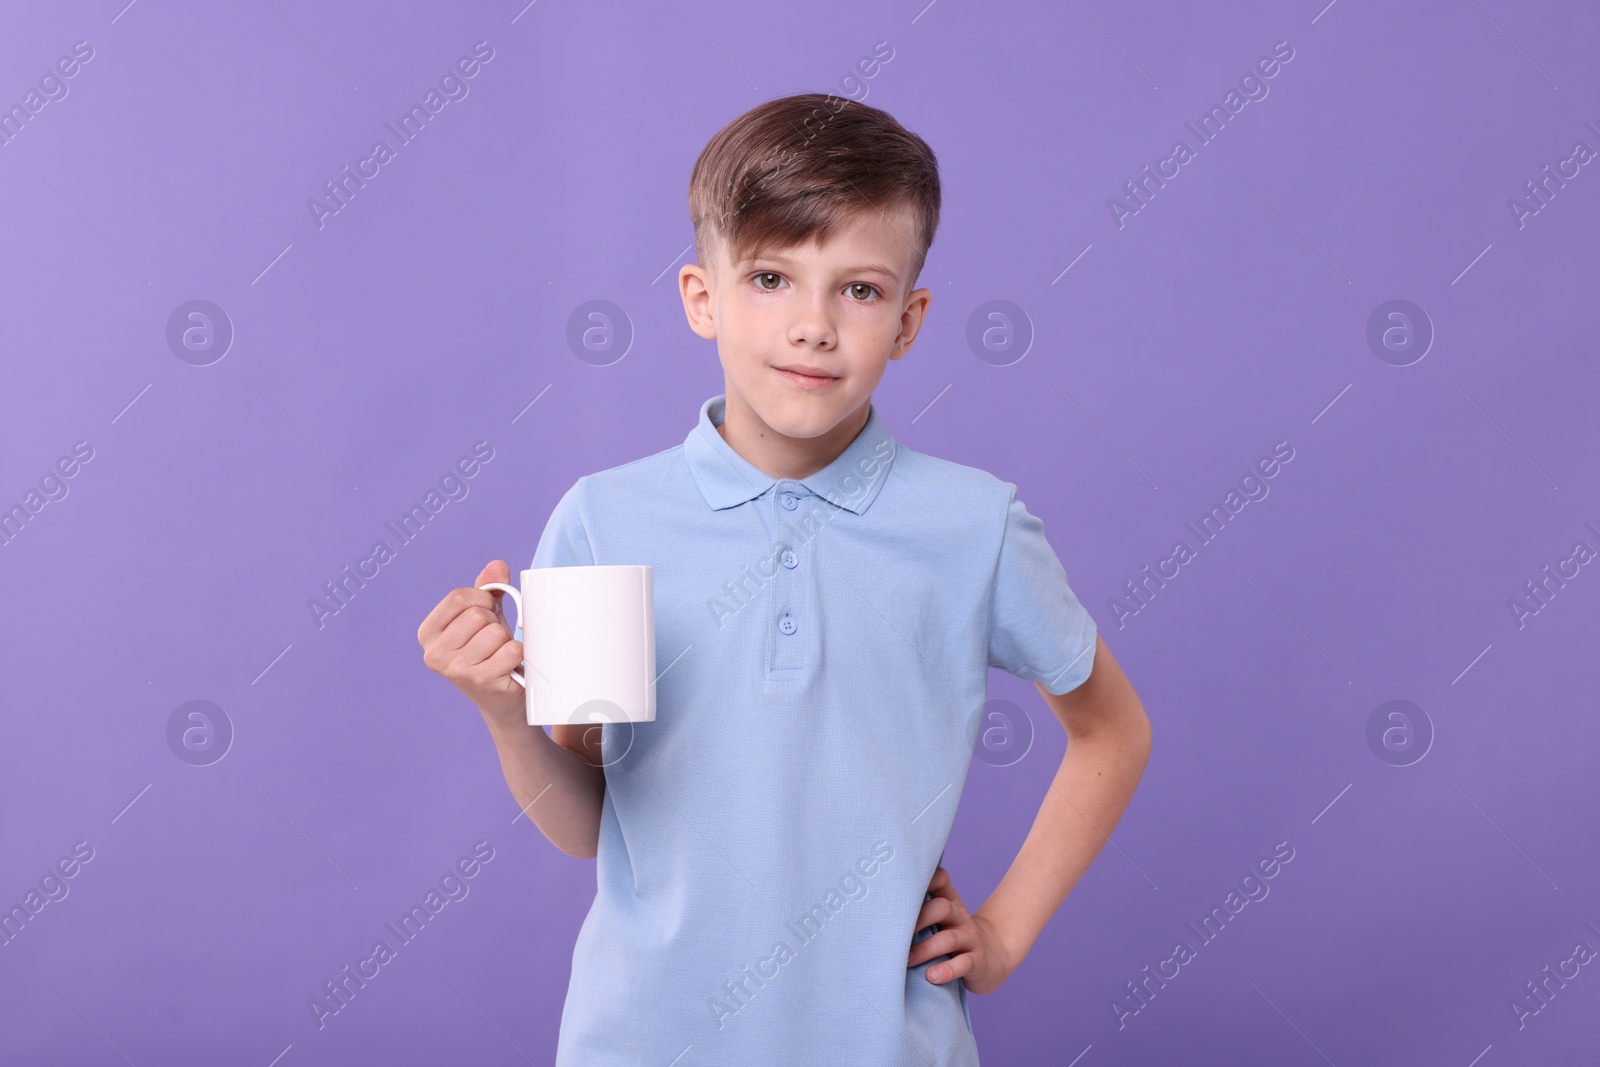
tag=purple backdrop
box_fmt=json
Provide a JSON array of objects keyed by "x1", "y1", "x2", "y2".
[{"x1": 3, "y1": 0, "x2": 1597, "y2": 1063}]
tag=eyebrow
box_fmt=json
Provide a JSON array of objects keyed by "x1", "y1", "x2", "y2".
[{"x1": 746, "y1": 253, "x2": 900, "y2": 282}]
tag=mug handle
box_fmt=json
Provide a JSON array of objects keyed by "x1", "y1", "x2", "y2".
[{"x1": 476, "y1": 582, "x2": 526, "y2": 690}]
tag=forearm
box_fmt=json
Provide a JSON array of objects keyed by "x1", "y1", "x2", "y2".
[
  {"x1": 481, "y1": 711, "x2": 606, "y2": 858},
  {"x1": 974, "y1": 715, "x2": 1150, "y2": 966}
]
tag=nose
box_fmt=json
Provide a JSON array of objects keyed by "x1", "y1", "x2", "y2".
[{"x1": 786, "y1": 286, "x2": 836, "y2": 349}]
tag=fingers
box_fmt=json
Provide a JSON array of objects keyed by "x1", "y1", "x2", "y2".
[
  {"x1": 417, "y1": 560, "x2": 511, "y2": 647},
  {"x1": 479, "y1": 637, "x2": 526, "y2": 680},
  {"x1": 927, "y1": 951, "x2": 975, "y2": 984},
  {"x1": 908, "y1": 865, "x2": 974, "y2": 977},
  {"x1": 417, "y1": 585, "x2": 497, "y2": 646},
  {"x1": 421, "y1": 602, "x2": 500, "y2": 678},
  {"x1": 459, "y1": 614, "x2": 514, "y2": 667},
  {"x1": 436, "y1": 602, "x2": 503, "y2": 658},
  {"x1": 475, "y1": 559, "x2": 511, "y2": 587},
  {"x1": 908, "y1": 920, "x2": 970, "y2": 970},
  {"x1": 913, "y1": 893, "x2": 954, "y2": 932}
]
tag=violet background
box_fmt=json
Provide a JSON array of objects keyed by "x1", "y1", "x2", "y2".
[{"x1": 3, "y1": 0, "x2": 1597, "y2": 1063}]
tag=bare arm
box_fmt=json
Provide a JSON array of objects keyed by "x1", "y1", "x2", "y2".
[
  {"x1": 910, "y1": 633, "x2": 1151, "y2": 991},
  {"x1": 974, "y1": 634, "x2": 1151, "y2": 967},
  {"x1": 479, "y1": 714, "x2": 607, "y2": 859}
]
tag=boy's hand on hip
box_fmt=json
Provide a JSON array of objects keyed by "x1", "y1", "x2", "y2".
[{"x1": 908, "y1": 865, "x2": 1017, "y2": 995}]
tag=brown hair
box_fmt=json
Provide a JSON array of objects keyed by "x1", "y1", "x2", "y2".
[{"x1": 688, "y1": 93, "x2": 941, "y2": 288}]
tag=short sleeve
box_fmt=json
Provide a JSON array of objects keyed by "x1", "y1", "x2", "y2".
[
  {"x1": 986, "y1": 488, "x2": 1098, "y2": 695},
  {"x1": 512, "y1": 478, "x2": 595, "y2": 642}
]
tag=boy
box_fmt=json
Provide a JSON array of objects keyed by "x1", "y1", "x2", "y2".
[{"x1": 418, "y1": 93, "x2": 1151, "y2": 1065}]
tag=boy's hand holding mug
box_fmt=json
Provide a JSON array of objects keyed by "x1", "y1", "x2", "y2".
[
  {"x1": 420, "y1": 559, "x2": 656, "y2": 728},
  {"x1": 417, "y1": 560, "x2": 527, "y2": 729}
]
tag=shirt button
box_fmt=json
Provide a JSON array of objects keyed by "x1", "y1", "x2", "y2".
[
  {"x1": 779, "y1": 613, "x2": 797, "y2": 635},
  {"x1": 780, "y1": 550, "x2": 798, "y2": 569},
  {"x1": 780, "y1": 492, "x2": 799, "y2": 510}
]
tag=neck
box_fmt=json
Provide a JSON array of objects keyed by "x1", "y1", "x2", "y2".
[{"x1": 717, "y1": 390, "x2": 870, "y2": 481}]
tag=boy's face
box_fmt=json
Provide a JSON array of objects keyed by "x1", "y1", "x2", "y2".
[{"x1": 679, "y1": 203, "x2": 932, "y2": 445}]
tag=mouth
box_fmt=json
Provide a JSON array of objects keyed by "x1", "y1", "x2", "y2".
[{"x1": 771, "y1": 364, "x2": 841, "y2": 390}]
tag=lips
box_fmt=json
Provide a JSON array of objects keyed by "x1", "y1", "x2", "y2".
[{"x1": 772, "y1": 364, "x2": 840, "y2": 389}]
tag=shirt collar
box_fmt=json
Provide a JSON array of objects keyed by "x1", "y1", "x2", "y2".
[{"x1": 682, "y1": 394, "x2": 897, "y2": 516}]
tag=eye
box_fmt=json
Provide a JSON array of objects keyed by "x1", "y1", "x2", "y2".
[
  {"x1": 847, "y1": 283, "x2": 880, "y2": 302},
  {"x1": 753, "y1": 272, "x2": 785, "y2": 291}
]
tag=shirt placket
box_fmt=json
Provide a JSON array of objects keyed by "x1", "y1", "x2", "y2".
[{"x1": 768, "y1": 481, "x2": 809, "y2": 674}]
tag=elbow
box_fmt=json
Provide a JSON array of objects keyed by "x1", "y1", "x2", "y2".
[
  {"x1": 1125, "y1": 699, "x2": 1153, "y2": 757},
  {"x1": 556, "y1": 830, "x2": 601, "y2": 861}
]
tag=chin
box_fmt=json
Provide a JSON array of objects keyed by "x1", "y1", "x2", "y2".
[{"x1": 753, "y1": 394, "x2": 854, "y2": 440}]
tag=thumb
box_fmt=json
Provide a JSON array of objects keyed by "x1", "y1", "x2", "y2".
[{"x1": 475, "y1": 558, "x2": 512, "y2": 589}]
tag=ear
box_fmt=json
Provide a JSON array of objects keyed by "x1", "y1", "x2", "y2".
[
  {"x1": 888, "y1": 287, "x2": 932, "y2": 361},
  {"x1": 679, "y1": 263, "x2": 717, "y2": 340}
]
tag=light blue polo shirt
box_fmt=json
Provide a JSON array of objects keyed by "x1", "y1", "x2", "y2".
[{"x1": 515, "y1": 393, "x2": 1098, "y2": 1066}]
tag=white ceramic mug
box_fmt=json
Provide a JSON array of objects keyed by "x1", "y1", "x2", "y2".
[{"x1": 478, "y1": 565, "x2": 655, "y2": 726}]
